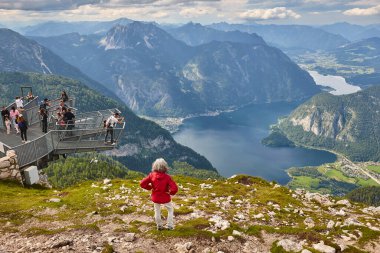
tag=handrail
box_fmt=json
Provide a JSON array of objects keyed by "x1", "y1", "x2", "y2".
[
  {"x1": 10, "y1": 123, "x2": 125, "y2": 168},
  {"x1": 1, "y1": 106, "x2": 122, "y2": 167}
]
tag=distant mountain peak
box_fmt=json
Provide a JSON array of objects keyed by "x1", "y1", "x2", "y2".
[{"x1": 99, "y1": 21, "x2": 179, "y2": 51}]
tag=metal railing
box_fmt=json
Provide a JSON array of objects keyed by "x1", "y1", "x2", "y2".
[
  {"x1": 0, "y1": 97, "x2": 76, "y2": 130},
  {"x1": 0, "y1": 107, "x2": 123, "y2": 168},
  {"x1": 0, "y1": 96, "x2": 39, "y2": 130},
  {"x1": 9, "y1": 122, "x2": 125, "y2": 167}
]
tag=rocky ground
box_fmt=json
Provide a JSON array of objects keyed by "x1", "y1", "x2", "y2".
[{"x1": 0, "y1": 175, "x2": 379, "y2": 253}]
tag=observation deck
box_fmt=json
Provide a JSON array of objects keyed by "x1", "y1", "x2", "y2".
[{"x1": 0, "y1": 97, "x2": 124, "y2": 168}]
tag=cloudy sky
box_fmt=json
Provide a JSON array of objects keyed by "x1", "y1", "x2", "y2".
[{"x1": 0, "y1": 0, "x2": 379, "y2": 27}]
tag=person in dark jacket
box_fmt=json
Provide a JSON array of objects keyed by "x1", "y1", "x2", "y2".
[
  {"x1": 40, "y1": 108, "x2": 48, "y2": 133},
  {"x1": 17, "y1": 115, "x2": 28, "y2": 143},
  {"x1": 140, "y1": 158, "x2": 178, "y2": 230},
  {"x1": 1, "y1": 106, "x2": 9, "y2": 128}
]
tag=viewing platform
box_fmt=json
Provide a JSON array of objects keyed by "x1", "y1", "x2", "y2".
[{"x1": 0, "y1": 97, "x2": 124, "y2": 168}]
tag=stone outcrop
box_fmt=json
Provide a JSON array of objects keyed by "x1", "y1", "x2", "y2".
[{"x1": 0, "y1": 150, "x2": 22, "y2": 183}]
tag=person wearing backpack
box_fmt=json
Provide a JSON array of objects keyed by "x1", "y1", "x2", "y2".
[{"x1": 140, "y1": 158, "x2": 178, "y2": 230}]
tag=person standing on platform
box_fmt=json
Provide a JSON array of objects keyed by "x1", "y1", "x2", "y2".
[
  {"x1": 64, "y1": 108, "x2": 75, "y2": 135},
  {"x1": 5, "y1": 116, "x2": 11, "y2": 134},
  {"x1": 40, "y1": 108, "x2": 48, "y2": 133},
  {"x1": 1, "y1": 106, "x2": 9, "y2": 128},
  {"x1": 17, "y1": 115, "x2": 28, "y2": 143},
  {"x1": 9, "y1": 106, "x2": 20, "y2": 134},
  {"x1": 26, "y1": 91, "x2": 35, "y2": 102},
  {"x1": 104, "y1": 112, "x2": 122, "y2": 145},
  {"x1": 61, "y1": 91, "x2": 69, "y2": 103},
  {"x1": 15, "y1": 96, "x2": 24, "y2": 109}
]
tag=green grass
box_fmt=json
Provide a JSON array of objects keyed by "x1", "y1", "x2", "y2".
[
  {"x1": 324, "y1": 169, "x2": 355, "y2": 183},
  {"x1": 150, "y1": 218, "x2": 213, "y2": 239},
  {"x1": 367, "y1": 165, "x2": 380, "y2": 173},
  {"x1": 288, "y1": 176, "x2": 320, "y2": 189},
  {"x1": 356, "y1": 178, "x2": 379, "y2": 187}
]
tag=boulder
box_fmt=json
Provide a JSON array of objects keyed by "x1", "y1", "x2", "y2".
[
  {"x1": 51, "y1": 240, "x2": 73, "y2": 249},
  {"x1": 0, "y1": 160, "x2": 10, "y2": 169},
  {"x1": 304, "y1": 217, "x2": 315, "y2": 228},
  {"x1": 175, "y1": 242, "x2": 193, "y2": 253},
  {"x1": 312, "y1": 241, "x2": 336, "y2": 253},
  {"x1": 336, "y1": 199, "x2": 351, "y2": 207},
  {"x1": 277, "y1": 239, "x2": 304, "y2": 252},
  {"x1": 48, "y1": 198, "x2": 61, "y2": 203},
  {"x1": 343, "y1": 218, "x2": 363, "y2": 227},
  {"x1": 209, "y1": 215, "x2": 230, "y2": 230},
  {"x1": 124, "y1": 233, "x2": 135, "y2": 242},
  {"x1": 327, "y1": 220, "x2": 335, "y2": 229}
]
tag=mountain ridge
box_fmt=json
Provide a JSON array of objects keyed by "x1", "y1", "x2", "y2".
[{"x1": 33, "y1": 21, "x2": 321, "y2": 117}]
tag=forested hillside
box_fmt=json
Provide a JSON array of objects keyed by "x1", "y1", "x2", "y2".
[
  {"x1": 347, "y1": 186, "x2": 380, "y2": 206},
  {"x1": 276, "y1": 86, "x2": 380, "y2": 162}
]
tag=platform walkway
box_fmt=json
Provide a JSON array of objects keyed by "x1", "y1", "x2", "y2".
[{"x1": 0, "y1": 102, "x2": 124, "y2": 168}]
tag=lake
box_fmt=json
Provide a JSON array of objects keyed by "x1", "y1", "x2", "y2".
[
  {"x1": 308, "y1": 71, "x2": 361, "y2": 95},
  {"x1": 173, "y1": 102, "x2": 337, "y2": 184}
]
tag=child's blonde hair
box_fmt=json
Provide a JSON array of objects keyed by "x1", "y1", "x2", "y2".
[{"x1": 152, "y1": 158, "x2": 169, "y2": 173}]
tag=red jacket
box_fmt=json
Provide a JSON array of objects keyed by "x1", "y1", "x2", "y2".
[{"x1": 140, "y1": 172, "x2": 178, "y2": 204}]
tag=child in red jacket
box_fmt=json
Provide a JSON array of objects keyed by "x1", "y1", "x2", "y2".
[{"x1": 140, "y1": 158, "x2": 178, "y2": 230}]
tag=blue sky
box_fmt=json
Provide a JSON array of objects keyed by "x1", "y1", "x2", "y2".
[{"x1": 0, "y1": 0, "x2": 379, "y2": 26}]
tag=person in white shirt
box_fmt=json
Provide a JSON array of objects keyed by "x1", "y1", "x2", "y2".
[
  {"x1": 104, "y1": 112, "x2": 122, "y2": 145},
  {"x1": 15, "y1": 96, "x2": 24, "y2": 109}
]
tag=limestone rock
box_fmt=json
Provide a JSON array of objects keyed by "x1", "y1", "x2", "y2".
[
  {"x1": 175, "y1": 242, "x2": 193, "y2": 253},
  {"x1": 202, "y1": 248, "x2": 212, "y2": 253},
  {"x1": 0, "y1": 160, "x2": 11, "y2": 169},
  {"x1": 253, "y1": 213, "x2": 264, "y2": 219},
  {"x1": 124, "y1": 233, "x2": 135, "y2": 242},
  {"x1": 209, "y1": 215, "x2": 230, "y2": 230},
  {"x1": 343, "y1": 218, "x2": 363, "y2": 227},
  {"x1": 277, "y1": 239, "x2": 304, "y2": 252},
  {"x1": 232, "y1": 230, "x2": 242, "y2": 236},
  {"x1": 327, "y1": 220, "x2": 335, "y2": 229},
  {"x1": 312, "y1": 241, "x2": 336, "y2": 253},
  {"x1": 305, "y1": 192, "x2": 333, "y2": 206},
  {"x1": 304, "y1": 217, "x2": 315, "y2": 228},
  {"x1": 336, "y1": 199, "x2": 351, "y2": 207},
  {"x1": 51, "y1": 240, "x2": 73, "y2": 249},
  {"x1": 48, "y1": 198, "x2": 61, "y2": 203}
]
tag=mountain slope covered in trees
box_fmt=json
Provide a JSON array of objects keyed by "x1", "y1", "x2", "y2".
[{"x1": 276, "y1": 86, "x2": 380, "y2": 162}]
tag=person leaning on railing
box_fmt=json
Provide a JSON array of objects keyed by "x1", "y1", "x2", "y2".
[{"x1": 104, "y1": 112, "x2": 123, "y2": 145}]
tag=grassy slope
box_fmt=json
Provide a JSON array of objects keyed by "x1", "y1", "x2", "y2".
[
  {"x1": 287, "y1": 162, "x2": 378, "y2": 196},
  {"x1": 0, "y1": 175, "x2": 379, "y2": 252}
]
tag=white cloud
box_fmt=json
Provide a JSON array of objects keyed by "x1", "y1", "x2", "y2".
[
  {"x1": 179, "y1": 6, "x2": 216, "y2": 18},
  {"x1": 346, "y1": 0, "x2": 380, "y2": 6},
  {"x1": 240, "y1": 7, "x2": 301, "y2": 20},
  {"x1": 343, "y1": 4, "x2": 380, "y2": 16}
]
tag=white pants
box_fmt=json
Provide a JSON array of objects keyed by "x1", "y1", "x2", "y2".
[
  {"x1": 154, "y1": 202, "x2": 174, "y2": 228},
  {"x1": 11, "y1": 118, "x2": 19, "y2": 132}
]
